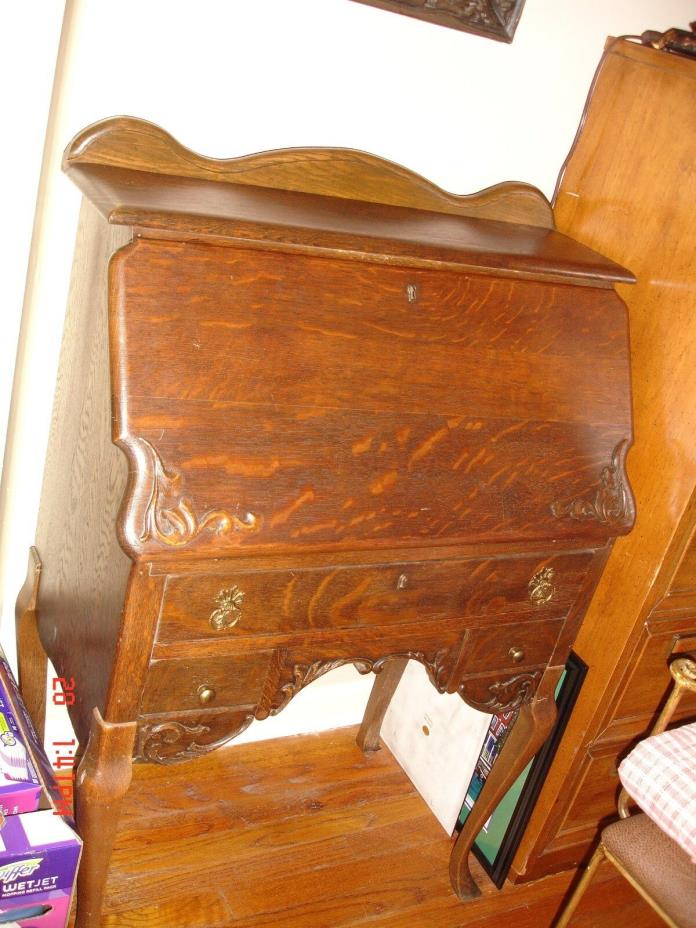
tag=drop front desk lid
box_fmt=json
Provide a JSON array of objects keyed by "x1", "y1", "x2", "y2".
[{"x1": 62, "y1": 117, "x2": 636, "y2": 561}]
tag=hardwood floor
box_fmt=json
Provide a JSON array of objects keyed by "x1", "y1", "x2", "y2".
[{"x1": 93, "y1": 726, "x2": 661, "y2": 927}]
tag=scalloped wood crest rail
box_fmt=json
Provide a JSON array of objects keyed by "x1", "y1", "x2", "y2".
[{"x1": 63, "y1": 116, "x2": 555, "y2": 227}]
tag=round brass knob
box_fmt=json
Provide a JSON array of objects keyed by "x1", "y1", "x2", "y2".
[
  {"x1": 198, "y1": 685, "x2": 216, "y2": 705},
  {"x1": 509, "y1": 647, "x2": 525, "y2": 664}
]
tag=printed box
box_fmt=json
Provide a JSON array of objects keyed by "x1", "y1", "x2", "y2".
[
  {"x1": 0, "y1": 690, "x2": 41, "y2": 817},
  {"x1": 0, "y1": 657, "x2": 81, "y2": 928}
]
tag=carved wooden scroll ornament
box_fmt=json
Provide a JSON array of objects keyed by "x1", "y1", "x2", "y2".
[
  {"x1": 133, "y1": 437, "x2": 260, "y2": 548},
  {"x1": 551, "y1": 440, "x2": 634, "y2": 527}
]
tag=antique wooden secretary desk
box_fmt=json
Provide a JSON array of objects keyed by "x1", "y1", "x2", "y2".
[{"x1": 17, "y1": 118, "x2": 635, "y2": 926}]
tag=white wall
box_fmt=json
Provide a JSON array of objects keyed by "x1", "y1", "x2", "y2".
[
  {"x1": 0, "y1": 0, "x2": 692, "y2": 744},
  {"x1": 0, "y1": 4, "x2": 65, "y2": 483}
]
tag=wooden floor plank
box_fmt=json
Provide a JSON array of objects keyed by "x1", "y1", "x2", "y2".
[
  {"x1": 97, "y1": 726, "x2": 663, "y2": 927},
  {"x1": 112, "y1": 794, "x2": 429, "y2": 877},
  {"x1": 100, "y1": 890, "x2": 233, "y2": 928}
]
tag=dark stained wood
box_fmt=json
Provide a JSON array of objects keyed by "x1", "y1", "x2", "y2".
[
  {"x1": 103, "y1": 566, "x2": 164, "y2": 723},
  {"x1": 111, "y1": 240, "x2": 632, "y2": 561},
  {"x1": 510, "y1": 39, "x2": 696, "y2": 883},
  {"x1": 15, "y1": 547, "x2": 46, "y2": 742},
  {"x1": 68, "y1": 163, "x2": 632, "y2": 286},
  {"x1": 24, "y1": 118, "x2": 635, "y2": 924},
  {"x1": 64, "y1": 116, "x2": 556, "y2": 226},
  {"x1": 350, "y1": 0, "x2": 527, "y2": 43},
  {"x1": 157, "y1": 551, "x2": 594, "y2": 643},
  {"x1": 140, "y1": 651, "x2": 273, "y2": 715},
  {"x1": 150, "y1": 613, "x2": 559, "y2": 663},
  {"x1": 451, "y1": 668, "x2": 560, "y2": 898},
  {"x1": 74, "y1": 709, "x2": 137, "y2": 928},
  {"x1": 357, "y1": 657, "x2": 409, "y2": 752},
  {"x1": 457, "y1": 619, "x2": 564, "y2": 677},
  {"x1": 33, "y1": 200, "x2": 132, "y2": 748}
]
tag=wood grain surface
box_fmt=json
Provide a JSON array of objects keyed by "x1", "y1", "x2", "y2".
[
  {"x1": 510, "y1": 38, "x2": 696, "y2": 883},
  {"x1": 39, "y1": 113, "x2": 636, "y2": 922},
  {"x1": 111, "y1": 240, "x2": 632, "y2": 560},
  {"x1": 67, "y1": 162, "x2": 633, "y2": 284},
  {"x1": 33, "y1": 201, "x2": 132, "y2": 746},
  {"x1": 64, "y1": 116, "x2": 555, "y2": 226},
  {"x1": 156, "y1": 551, "x2": 593, "y2": 642},
  {"x1": 90, "y1": 727, "x2": 662, "y2": 928}
]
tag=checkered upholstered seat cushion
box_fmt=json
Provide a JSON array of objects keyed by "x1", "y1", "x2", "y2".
[{"x1": 618, "y1": 721, "x2": 696, "y2": 863}]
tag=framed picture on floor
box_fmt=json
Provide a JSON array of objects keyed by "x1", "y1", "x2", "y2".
[{"x1": 456, "y1": 652, "x2": 588, "y2": 887}]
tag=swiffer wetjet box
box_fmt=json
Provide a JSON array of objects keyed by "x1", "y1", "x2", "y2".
[{"x1": 0, "y1": 655, "x2": 81, "y2": 928}]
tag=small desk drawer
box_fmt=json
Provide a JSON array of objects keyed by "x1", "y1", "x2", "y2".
[
  {"x1": 460, "y1": 618, "x2": 565, "y2": 676},
  {"x1": 156, "y1": 552, "x2": 593, "y2": 643},
  {"x1": 140, "y1": 652, "x2": 273, "y2": 715}
]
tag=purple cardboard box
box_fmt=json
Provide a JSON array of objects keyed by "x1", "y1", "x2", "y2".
[
  {"x1": 0, "y1": 658, "x2": 81, "y2": 928},
  {"x1": 0, "y1": 812, "x2": 80, "y2": 927},
  {"x1": 0, "y1": 689, "x2": 42, "y2": 817}
]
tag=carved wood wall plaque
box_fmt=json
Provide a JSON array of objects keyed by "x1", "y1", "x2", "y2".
[
  {"x1": 551, "y1": 440, "x2": 635, "y2": 528},
  {"x1": 350, "y1": 0, "x2": 527, "y2": 42}
]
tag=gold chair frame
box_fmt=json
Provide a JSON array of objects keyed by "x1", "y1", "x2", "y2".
[{"x1": 555, "y1": 655, "x2": 696, "y2": 928}]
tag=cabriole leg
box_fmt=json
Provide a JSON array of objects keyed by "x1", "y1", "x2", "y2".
[
  {"x1": 74, "y1": 708, "x2": 137, "y2": 928},
  {"x1": 449, "y1": 671, "x2": 559, "y2": 899}
]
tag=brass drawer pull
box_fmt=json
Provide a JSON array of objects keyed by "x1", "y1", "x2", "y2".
[
  {"x1": 210, "y1": 585, "x2": 244, "y2": 630},
  {"x1": 528, "y1": 567, "x2": 555, "y2": 604},
  {"x1": 197, "y1": 685, "x2": 216, "y2": 705},
  {"x1": 509, "y1": 647, "x2": 525, "y2": 664}
]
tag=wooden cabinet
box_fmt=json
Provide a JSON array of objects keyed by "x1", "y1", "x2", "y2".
[
  {"x1": 18, "y1": 116, "x2": 634, "y2": 926},
  {"x1": 509, "y1": 38, "x2": 696, "y2": 884}
]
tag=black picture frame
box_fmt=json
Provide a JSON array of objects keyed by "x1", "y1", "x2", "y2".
[{"x1": 457, "y1": 652, "x2": 588, "y2": 888}]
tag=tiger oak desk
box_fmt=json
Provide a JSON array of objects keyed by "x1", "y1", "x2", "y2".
[{"x1": 16, "y1": 118, "x2": 635, "y2": 927}]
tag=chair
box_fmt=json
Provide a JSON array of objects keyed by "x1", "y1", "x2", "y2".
[{"x1": 555, "y1": 656, "x2": 696, "y2": 928}]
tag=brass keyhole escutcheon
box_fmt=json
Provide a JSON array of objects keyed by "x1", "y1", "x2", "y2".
[
  {"x1": 210, "y1": 585, "x2": 245, "y2": 631},
  {"x1": 528, "y1": 567, "x2": 555, "y2": 605},
  {"x1": 509, "y1": 647, "x2": 525, "y2": 664},
  {"x1": 396, "y1": 573, "x2": 408, "y2": 590},
  {"x1": 198, "y1": 685, "x2": 216, "y2": 705}
]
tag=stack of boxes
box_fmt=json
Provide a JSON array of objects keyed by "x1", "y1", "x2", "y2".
[{"x1": 0, "y1": 658, "x2": 80, "y2": 927}]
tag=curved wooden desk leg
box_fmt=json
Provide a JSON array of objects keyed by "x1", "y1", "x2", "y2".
[
  {"x1": 449, "y1": 671, "x2": 560, "y2": 900},
  {"x1": 15, "y1": 547, "x2": 47, "y2": 742},
  {"x1": 75, "y1": 708, "x2": 137, "y2": 928},
  {"x1": 357, "y1": 657, "x2": 409, "y2": 753}
]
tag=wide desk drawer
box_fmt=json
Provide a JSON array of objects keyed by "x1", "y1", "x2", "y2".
[{"x1": 156, "y1": 551, "x2": 593, "y2": 643}]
